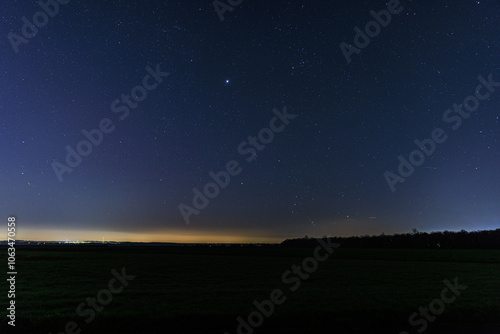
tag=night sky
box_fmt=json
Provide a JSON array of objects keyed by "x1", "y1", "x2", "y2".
[{"x1": 1, "y1": 0, "x2": 499, "y2": 243}]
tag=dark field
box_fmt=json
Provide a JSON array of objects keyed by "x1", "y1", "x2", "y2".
[{"x1": 1, "y1": 246, "x2": 499, "y2": 333}]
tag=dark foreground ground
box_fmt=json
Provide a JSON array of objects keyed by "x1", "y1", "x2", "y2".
[{"x1": 0, "y1": 245, "x2": 499, "y2": 333}]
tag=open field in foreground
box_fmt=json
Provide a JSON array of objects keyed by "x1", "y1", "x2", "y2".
[{"x1": 0, "y1": 246, "x2": 499, "y2": 333}]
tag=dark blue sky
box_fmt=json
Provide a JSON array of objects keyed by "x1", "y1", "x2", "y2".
[{"x1": 1, "y1": 0, "x2": 499, "y2": 242}]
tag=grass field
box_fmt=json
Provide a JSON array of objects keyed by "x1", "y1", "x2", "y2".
[{"x1": 1, "y1": 245, "x2": 499, "y2": 333}]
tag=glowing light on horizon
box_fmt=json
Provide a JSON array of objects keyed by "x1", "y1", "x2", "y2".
[{"x1": 13, "y1": 228, "x2": 284, "y2": 244}]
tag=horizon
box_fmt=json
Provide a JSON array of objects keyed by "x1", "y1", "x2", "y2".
[{"x1": 3, "y1": 226, "x2": 499, "y2": 244}]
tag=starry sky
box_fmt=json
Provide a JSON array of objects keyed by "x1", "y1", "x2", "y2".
[{"x1": 1, "y1": 0, "x2": 499, "y2": 243}]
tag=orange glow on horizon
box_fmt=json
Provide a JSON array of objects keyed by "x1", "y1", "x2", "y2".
[{"x1": 14, "y1": 228, "x2": 284, "y2": 244}]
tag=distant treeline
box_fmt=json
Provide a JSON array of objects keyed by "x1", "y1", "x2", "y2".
[{"x1": 281, "y1": 229, "x2": 500, "y2": 249}]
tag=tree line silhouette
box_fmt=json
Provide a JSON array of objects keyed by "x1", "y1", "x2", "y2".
[{"x1": 281, "y1": 229, "x2": 500, "y2": 249}]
